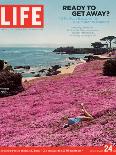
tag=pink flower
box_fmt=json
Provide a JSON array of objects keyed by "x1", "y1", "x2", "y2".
[{"x1": 0, "y1": 60, "x2": 116, "y2": 146}]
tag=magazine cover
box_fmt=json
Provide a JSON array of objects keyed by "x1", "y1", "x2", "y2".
[{"x1": 0, "y1": 0, "x2": 116, "y2": 154}]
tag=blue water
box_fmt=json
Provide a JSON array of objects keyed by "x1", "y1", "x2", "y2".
[{"x1": 0, "y1": 47, "x2": 87, "y2": 77}]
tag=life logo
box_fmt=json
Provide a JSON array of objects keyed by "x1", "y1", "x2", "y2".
[{"x1": 0, "y1": 5, "x2": 44, "y2": 28}]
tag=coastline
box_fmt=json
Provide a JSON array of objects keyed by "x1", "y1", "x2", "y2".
[{"x1": 22, "y1": 61, "x2": 86, "y2": 82}]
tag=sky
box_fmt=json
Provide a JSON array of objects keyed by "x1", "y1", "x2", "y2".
[{"x1": 0, "y1": 0, "x2": 116, "y2": 47}]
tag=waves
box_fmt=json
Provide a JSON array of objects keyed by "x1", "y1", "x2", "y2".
[{"x1": 0, "y1": 47, "x2": 87, "y2": 77}]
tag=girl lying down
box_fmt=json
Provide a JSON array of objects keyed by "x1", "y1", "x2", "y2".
[{"x1": 63, "y1": 103, "x2": 94, "y2": 128}]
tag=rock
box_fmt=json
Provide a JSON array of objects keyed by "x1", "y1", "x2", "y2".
[
  {"x1": 46, "y1": 70, "x2": 61, "y2": 76},
  {"x1": 31, "y1": 72, "x2": 35, "y2": 74},
  {"x1": 52, "y1": 70, "x2": 61, "y2": 75},
  {"x1": 46, "y1": 72, "x2": 52, "y2": 76},
  {"x1": 38, "y1": 69, "x2": 46, "y2": 73},
  {"x1": 48, "y1": 68, "x2": 52, "y2": 72},
  {"x1": 51, "y1": 65, "x2": 61, "y2": 71},
  {"x1": 14, "y1": 66, "x2": 30, "y2": 70},
  {"x1": 34, "y1": 74, "x2": 41, "y2": 77},
  {"x1": 45, "y1": 65, "x2": 61, "y2": 77},
  {"x1": 69, "y1": 57, "x2": 80, "y2": 61},
  {"x1": 84, "y1": 55, "x2": 100, "y2": 62},
  {"x1": 65, "y1": 63, "x2": 71, "y2": 67},
  {"x1": 24, "y1": 66, "x2": 30, "y2": 69}
]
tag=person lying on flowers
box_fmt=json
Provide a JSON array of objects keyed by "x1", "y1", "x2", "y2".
[{"x1": 63, "y1": 103, "x2": 94, "y2": 128}]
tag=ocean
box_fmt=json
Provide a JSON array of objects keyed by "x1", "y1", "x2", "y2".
[{"x1": 0, "y1": 47, "x2": 87, "y2": 77}]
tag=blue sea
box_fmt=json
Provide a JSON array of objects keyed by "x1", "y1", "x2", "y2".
[{"x1": 0, "y1": 47, "x2": 87, "y2": 77}]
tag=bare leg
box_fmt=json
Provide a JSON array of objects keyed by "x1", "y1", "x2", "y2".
[
  {"x1": 81, "y1": 103, "x2": 93, "y2": 119},
  {"x1": 80, "y1": 116, "x2": 93, "y2": 121}
]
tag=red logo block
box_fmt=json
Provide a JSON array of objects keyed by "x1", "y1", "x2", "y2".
[{"x1": 0, "y1": 5, "x2": 44, "y2": 28}]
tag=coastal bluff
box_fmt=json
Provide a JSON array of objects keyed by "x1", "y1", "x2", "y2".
[{"x1": 53, "y1": 47, "x2": 108, "y2": 55}]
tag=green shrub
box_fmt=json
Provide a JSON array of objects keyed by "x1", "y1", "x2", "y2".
[
  {"x1": 0, "y1": 60, "x2": 4, "y2": 71},
  {"x1": 0, "y1": 71, "x2": 24, "y2": 97},
  {"x1": 103, "y1": 59, "x2": 116, "y2": 76},
  {"x1": 4, "y1": 65, "x2": 13, "y2": 72}
]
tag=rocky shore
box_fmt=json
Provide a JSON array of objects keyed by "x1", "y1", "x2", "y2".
[
  {"x1": 22, "y1": 62, "x2": 85, "y2": 82},
  {"x1": 13, "y1": 58, "x2": 85, "y2": 81},
  {"x1": 53, "y1": 46, "x2": 108, "y2": 55},
  {"x1": 0, "y1": 58, "x2": 85, "y2": 96}
]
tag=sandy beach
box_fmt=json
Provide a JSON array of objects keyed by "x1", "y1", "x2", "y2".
[
  {"x1": 58, "y1": 64, "x2": 79, "y2": 74},
  {"x1": 22, "y1": 77, "x2": 40, "y2": 82},
  {"x1": 22, "y1": 61, "x2": 86, "y2": 82}
]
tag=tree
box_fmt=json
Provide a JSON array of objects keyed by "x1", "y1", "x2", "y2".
[
  {"x1": 100, "y1": 36, "x2": 116, "y2": 49},
  {"x1": 91, "y1": 42, "x2": 105, "y2": 55},
  {"x1": 91, "y1": 42, "x2": 104, "y2": 49},
  {"x1": 113, "y1": 40, "x2": 116, "y2": 44}
]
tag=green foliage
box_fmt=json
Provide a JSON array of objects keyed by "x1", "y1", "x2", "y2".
[
  {"x1": 100, "y1": 36, "x2": 116, "y2": 49},
  {"x1": 0, "y1": 60, "x2": 4, "y2": 71},
  {"x1": 0, "y1": 71, "x2": 24, "y2": 97},
  {"x1": 91, "y1": 42, "x2": 104, "y2": 49},
  {"x1": 103, "y1": 59, "x2": 116, "y2": 76},
  {"x1": 4, "y1": 65, "x2": 13, "y2": 71}
]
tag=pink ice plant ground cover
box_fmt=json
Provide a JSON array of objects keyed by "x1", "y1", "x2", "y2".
[{"x1": 0, "y1": 60, "x2": 116, "y2": 146}]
